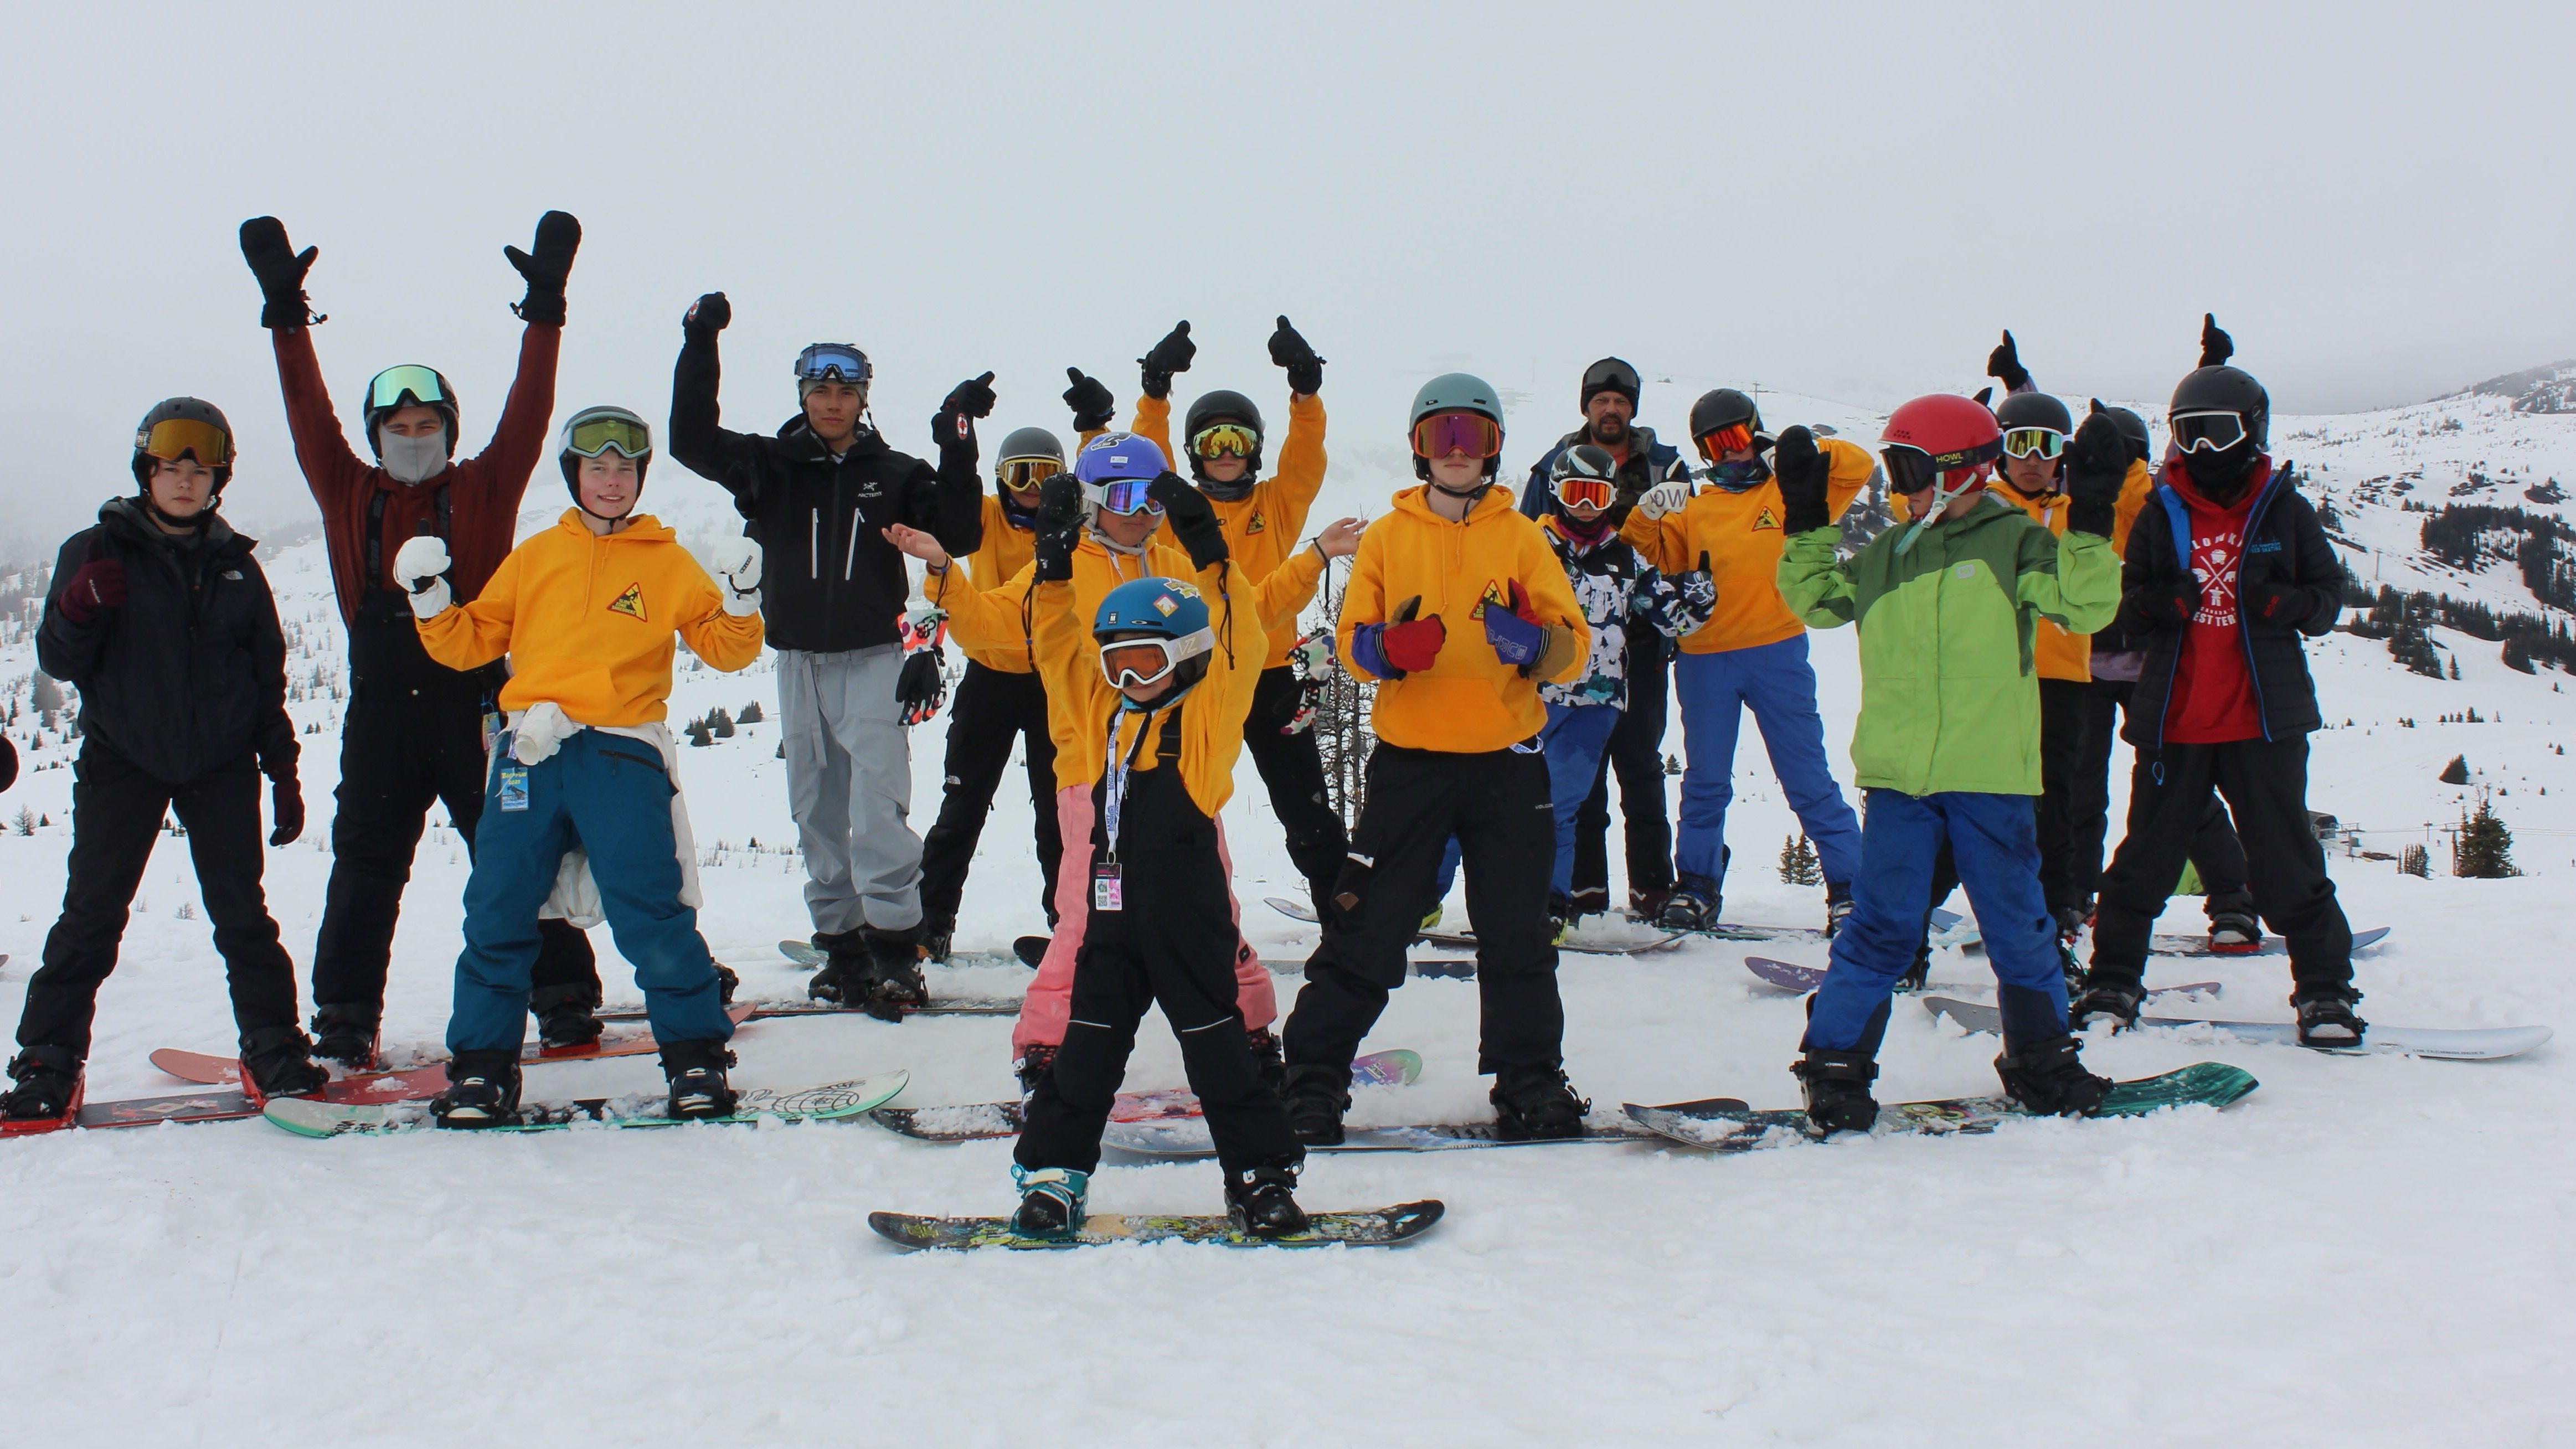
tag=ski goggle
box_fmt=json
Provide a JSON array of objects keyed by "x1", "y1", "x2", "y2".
[
  {"x1": 1695, "y1": 422, "x2": 1755, "y2": 459},
  {"x1": 563, "y1": 410, "x2": 652, "y2": 459},
  {"x1": 999, "y1": 457, "x2": 1063, "y2": 492},
  {"x1": 1190, "y1": 422, "x2": 1260, "y2": 460},
  {"x1": 1098, "y1": 630, "x2": 1213, "y2": 689},
  {"x1": 137, "y1": 417, "x2": 234, "y2": 467},
  {"x1": 1552, "y1": 472, "x2": 1616, "y2": 510},
  {"x1": 1091, "y1": 479, "x2": 1165, "y2": 517},
  {"x1": 792, "y1": 343, "x2": 872, "y2": 385},
  {"x1": 2170, "y1": 411, "x2": 2249, "y2": 453},
  {"x1": 367, "y1": 365, "x2": 451, "y2": 415},
  {"x1": 1882, "y1": 444, "x2": 1998, "y2": 497},
  {"x1": 1410, "y1": 411, "x2": 1503, "y2": 460},
  {"x1": 2001, "y1": 427, "x2": 2067, "y2": 460}
]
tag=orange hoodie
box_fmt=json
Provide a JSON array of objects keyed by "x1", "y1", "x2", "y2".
[
  {"x1": 1339, "y1": 484, "x2": 1589, "y2": 752},
  {"x1": 1623, "y1": 436, "x2": 1873, "y2": 654},
  {"x1": 946, "y1": 492, "x2": 1040, "y2": 673},
  {"x1": 1033, "y1": 561, "x2": 1264, "y2": 819},
  {"x1": 1134, "y1": 391, "x2": 1327, "y2": 667},
  {"x1": 418, "y1": 510, "x2": 765, "y2": 725}
]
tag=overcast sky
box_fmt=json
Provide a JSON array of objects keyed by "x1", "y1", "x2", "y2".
[{"x1": 3, "y1": 1, "x2": 2569, "y2": 545}]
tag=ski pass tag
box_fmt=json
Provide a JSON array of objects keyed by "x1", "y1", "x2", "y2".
[
  {"x1": 1091, "y1": 860, "x2": 1123, "y2": 912},
  {"x1": 497, "y1": 766, "x2": 530, "y2": 813}
]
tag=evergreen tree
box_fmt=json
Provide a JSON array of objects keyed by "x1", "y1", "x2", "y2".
[
  {"x1": 1778, "y1": 834, "x2": 1821, "y2": 885},
  {"x1": 2399, "y1": 844, "x2": 2430, "y2": 878},
  {"x1": 2453, "y1": 792, "x2": 2518, "y2": 878}
]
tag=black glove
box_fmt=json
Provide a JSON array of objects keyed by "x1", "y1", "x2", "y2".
[
  {"x1": 1138, "y1": 321, "x2": 1194, "y2": 400},
  {"x1": 935, "y1": 371, "x2": 996, "y2": 452},
  {"x1": 1063, "y1": 367, "x2": 1116, "y2": 431},
  {"x1": 1773, "y1": 425, "x2": 1829, "y2": 535},
  {"x1": 2063, "y1": 406, "x2": 2127, "y2": 538},
  {"x1": 2245, "y1": 580, "x2": 2312, "y2": 630},
  {"x1": 239, "y1": 216, "x2": 321, "y2": 329},
  {"x1": 895, "y1": 649, "x2": 944, "y2": 714},
  {"x1": 1149, "y1": 471, "x2": 1228, "y2": 569},
  {"x1": 683, "y1": 291, "x2": 730, "y2": 334},
  {"x1": 1268, "y1": 314, "x2": 1325, "y2": 395},
  {"x1": 267, "y1": 771, "x2": 305, "y2": 847},
  {"x1": 504, "y1": 210, "x2": 581, "y2": 327},
  {"x1": 2199, "y1": 312, "x2": 2233, "y2": 368},
  {"x1": 1032, "y1": 475, "x2": 1084, "y2": 582},
  {"x1": 2139, "y1": 581, "x2": 2199, "y2": 627},
  {"x1": 1986, "y1": 329, "x2": 2031, "y2": 391}
]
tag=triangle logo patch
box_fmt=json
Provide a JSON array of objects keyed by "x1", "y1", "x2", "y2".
[
  {"x1": 1753, "y1": 507, "x2": 1780, "y2": 532},
  {"x1": 607, "y1": 583, "x2": 647, "y2": 621}
]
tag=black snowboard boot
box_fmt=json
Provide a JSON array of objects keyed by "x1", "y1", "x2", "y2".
[
  {"x1": 2292, "y1": 987, "x2": 2367, "y2": 1047},
  {"x1": 1015, "y1": 1044, "x2": 1059, "y2": 1102},
  {"x1": 530, "y1": 982, "x2": 606, "y2": 1052},
  {"x1": 237, "y1": 1025, "x2": 328, "y2": 1104},
  {"x1": 3, "y1": 1046, "x2": 83, "y2": 1123},
  {"x1": 1791, "y1": 1048, "x2": 1880, "y2": 1134},
  {"x1": 863, "y1": 924, "x2": 929, "y2": 1023},
  {"x1": 918, "y1": 919, "x2": 955, "y2": 964},
  {"x1": 1656, "y1": 876, "x2": 1718, "y2": 932},
  {"x1": 2069, "y1": 979, "x2": 2147, "y2": 1032},
  {"x1": 1010, "y1": 1166, "x2": 1089, "y2": 1240},
  {"x1": 2207, "y1": 892, "x2": 2260, "y2": 953},
  {"x1": 1282, "y1": 1064, "x2": 1351, "y2": 1146},
  {"x1": 1244, "y1": 1028, "x2": 1285, "y2": 1096},
  {"x1": 713, "y1": 962, "x2": 739, "y2": 1004},
  {"x1": 1545, "y1": 890, "x2": 1576, "y2": 943},
  {"x1": 1568, "y1": 885, "x2": 1609, "y2": 920},
  {"x1": 807, "y1": 929, "x2": 871, "y2": 1005},
  {"x1": 660, "y1": 1039, "x2": 739, "y2": 1120},
  {"x1": 1627, "y1": 885, "x2": 1671, "y2": 924},
  {"x1": 1994, "y1": 1034, "x2": 2113, "y2": 1116},
  {"x1": 1824, "y1": 880, "x2": 1853, "y2": 937},
  {"x1": 309, "y1": 1004, "x2": 380, "y2": 1071},
  {"x1": 1490, "y1": 1063, "x2": 1589, "y2": 1141},
  {"x1": 431, "y1": 1049, "x2": 523, "y2": 1128},
  {"x1": 1225, "y1": 1163, "x2": 1310, "y2": 1237},
  {"x1": 1896, "y1": 941, "x2": 1931, "y2": 993}
]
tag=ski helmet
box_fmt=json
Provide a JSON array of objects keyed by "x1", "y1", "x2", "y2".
[
  {"x1": 1408, "y1": 373, "x2": 1506, "y2": 481},
  {"x1": 2169, "y1": 365, "x2": 2270, "y2": 455},
  {"x1": 2099, "y1": 403, "x2": 2152, "y2": 463},
  {"x1": 1072, "y1": 430, "x2": 1169, "y2": 523},
  {"x1": 557, "y1": 405, "x2": 653, "y2": 509},
  {"x1": 363, "y1": 365, "x2": 460, "y2": 460},
  {"x1": 1992, "y1": 390, "x2": 2074, "y2": 436},
  {"x1": 132, "y1": 397, "x2": 235, "y2": 491},
  {"x1": 995, "y1": 425, "x2": 1067, "y2": 493},
  {"x1": 1581, "y1": 357, "x2": 1641, "y2": 411},
  {"x1": 1548, "y1": 443, "x2": 1620, "y2": 514},
  {"x1": 1687, "y1": 388, "x2": 1763, "y2": 447},
  {"x1": 1182, "y1": 390, "x2": 1265, "y2": 483},
  {"x1": 1879, "y1": 394, "x2": 2003, "y2": 495},
  {"x1": 1093, "y1": 575, "x2": 1217, "y2": 694}
]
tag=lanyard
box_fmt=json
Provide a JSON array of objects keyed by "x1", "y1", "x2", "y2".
[{"x1": 1101, "y1": 704, "x2": 1158, "y2": 863}]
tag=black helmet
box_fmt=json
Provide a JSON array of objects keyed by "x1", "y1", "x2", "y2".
[
  {"x1": 1182, "y1": 389, "x2": 1264, "y2": 482},
  {"x1": 1581, "y1": 357, "x2": 1641, "y2": 411},
  {"x1": 2170, "y1": 365, "x2": 2270, "y2": 453},
  {"x1": 1688, "y1": 388, "x2": 1764, "y2": 447},
  {"x1": 2094, "y1": 400, "x2": 2152, "y2": 463},
  {"x1": 362, "y1": 365, "x2": 460, "y2": 461},
  {"x1": 1992, "y1": 391, "x2": 2073, "y2": 435},
  {"x1": 1550, "y1": 442, "x2": 1618, "y2": 486},
  {"x1": 132, "y1": 396, "x2": 235, "y2": 492},
  {"x1": 996, "y1": 426, "x2": 1065, "y2": 468}
]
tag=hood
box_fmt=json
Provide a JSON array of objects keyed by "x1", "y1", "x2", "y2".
[
  {"x1": 774, "y1": 415, "x2": 889, "y2": 462},
  {"x1": 100, "y1": 495, "x2": 243, "y2": 554},
  {"x1": 1392, "y1": 481, "x2": 1522, "y2": 527},
  {"x1": 550, "y1": 507, "x2": 676, "y2": 544}
]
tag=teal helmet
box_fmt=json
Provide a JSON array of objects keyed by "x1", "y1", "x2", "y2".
[
  {"x1": 1408, "y1": 372, "x2": 1505, "y2": 481},
  {"x1": 1094, "y1": 576, "x2": 1217, "y2": 694}
]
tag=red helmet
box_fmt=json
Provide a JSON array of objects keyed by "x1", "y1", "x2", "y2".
[{"x1": 1880, "y1": 393, "x2": 2003, "y2": 494}]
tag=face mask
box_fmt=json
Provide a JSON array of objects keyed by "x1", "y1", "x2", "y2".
[
  {"x1": 1707, "y1": 457, "x2": 1771, "y2": 492},
  {"x1": 378, "y1": 426, "x2": 451, "y2": 484}
]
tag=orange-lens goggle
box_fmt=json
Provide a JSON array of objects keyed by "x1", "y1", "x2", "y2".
[
  {"x1": 1000, "y1": 457, "x2": 1063, "y2": 492},
  {"x1": 1190, "y1": 422, "x2": 1260, "y2": 460},
  {"x1": 1411, "y1": 412, "x2": 1502, "y2": 460},
  {"x1": 1553, "y1": 474, "x2": 1616, "y2": 509},
  {"x1": 1696, "y1": 422, "x2": 1754, "y2": 460},
  {"x1": 1098, "y1": 633, "x2": 1209, "y2": 689},
  {"x1": 138, "y1": 417, "x2": 233, "y2": 466}
]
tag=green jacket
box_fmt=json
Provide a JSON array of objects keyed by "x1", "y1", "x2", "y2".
[{"x1": 1777, "y1": 493, "x2": 2117, "y2": 797}]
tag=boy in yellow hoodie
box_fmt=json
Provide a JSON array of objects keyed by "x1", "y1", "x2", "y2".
[
  {"x1": 396, "y1": 406, "x2": 765, "y2": 1126},
  {"x1": 1279, "y1": 373, "x2": 1591, "y2": 1146}
]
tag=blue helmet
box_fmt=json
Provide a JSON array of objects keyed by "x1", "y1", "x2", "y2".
[
  {"x1": 1093, "y1": 575, "x2": 1217, "y2": 692},
  {"x1": 1073, "y1": 431, "x2": 1168, "y2": 484}
]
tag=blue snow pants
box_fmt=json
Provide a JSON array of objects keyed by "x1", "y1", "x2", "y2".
[
  {"x1": 1672, "y1": 634, "x2": 1862, "y2": 891},
  {"x1": 1802, "y1": 788, "x2": 2068, "y2": 1054},
  {"x1": 446, "y1": 730, "x2": 735, "y2": 1054},
  {"x1": 1433, "y1": 701, "x2": 1624, "y2": 904}
]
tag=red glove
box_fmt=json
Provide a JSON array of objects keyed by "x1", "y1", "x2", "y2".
[
  {"x1": 1374, "y1": 595, "x2": 1447, "y2": 674},
  {"x1": 58, "y1": 558, "x2": 126, "y2": 625}
]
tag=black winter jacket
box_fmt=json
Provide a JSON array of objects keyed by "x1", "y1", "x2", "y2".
[
  {"x1": 2118, "y1": 458, "x2": 2342, "y2": 749},
  {"x1": 670, "y1": 333, "x2": 983, "y2": 653},
  {"x1": 39, "y1": 499, "x2": 296, "y2": 786}
]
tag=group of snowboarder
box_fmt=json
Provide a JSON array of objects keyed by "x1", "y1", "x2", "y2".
[{"x1": 0, "y1": 209, "x2": 2361, "y2": 1241}]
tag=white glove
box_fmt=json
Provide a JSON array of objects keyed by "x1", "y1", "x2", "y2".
[
  {"x1": 510, "y1": 702, "x2": 584, "y2": 766},
  {"x1": 393, "y1": 535, "x2": 452, "y2": 619},
  {"x1": 1637, "y1": 478, "x2": 1692, "y2": 522},
  {"x1": 708, "y1": 537, "x2": 763, "y2": 616}
]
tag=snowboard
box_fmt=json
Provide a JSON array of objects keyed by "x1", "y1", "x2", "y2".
[
  {"x1": 1954, "y1": 924, "x2": 2390, "y2": 958},
  {"x1": 870, "y1": 1199, "x2": 1445, "y2": 1251},
  {"x1": 1100, "y1": 1096, "x2": 1751, "y2": 1157},
  {"x1": 602, "y1": 998, "x2": 1018, "y2": 1022},
  {"x1": 1264, "y1": 896, "x2": 1686, "y2": 958},
  {"x1": 1621, "y1": 1063, "x2": 2260, "y2": 1153},
  {"x1": 1924, "y1": 994, "x2": 2553, "y2": 1061},
  {"x1": 1, "y1": 1079, "x2": 267, "y2": 1136},
  {"x1": 869, "y1": 1049, "x2": 1424, "y2": 1143},
  {"x1": 1743, "y1": 956, "x2": 2221, "y2": 1001},
  {"x1": 149, "y1": 1002, "x2": 760, "y2": 1087},
  {"x1": 262, "y1": 1071, "x2": 910, "y2": 1137},
  {"x1": 776, "y1": 939, "x2": 1323, "y2": 992}
]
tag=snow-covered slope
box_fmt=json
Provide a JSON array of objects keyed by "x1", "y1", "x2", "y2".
[{"x1": 1, "y1": 400, "x2": 2570, "y2": 1445}]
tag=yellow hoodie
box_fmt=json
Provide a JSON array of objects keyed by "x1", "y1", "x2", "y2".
[
  {"x1": 1033, "y1": 561, "x2": 1265, "y2": 819},
  {"x1": 1134, "y1": 391, "x2": 1328, "y2": 668},
  {"x1": 1339, "y1": 484, "x2": 1589, "y2": 753},
  {"x1": 1624, "y1": 435, "x2": 1873, "y2": 654},
  {"x1": 948, "y1": 493, "x2": 1040, "y2": 673},
  {"x1": 419, "y1": 510, "x2": 765, "y2": 725}
]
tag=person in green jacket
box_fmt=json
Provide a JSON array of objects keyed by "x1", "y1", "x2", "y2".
[{"x1": 1771, "y1": 394, "x2": 2124, "y2": 1132}]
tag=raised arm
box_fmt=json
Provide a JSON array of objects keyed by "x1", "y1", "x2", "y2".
[
  {"x1": 667, "y1": 293, "x2": 772, "y2": 509},
  {"x1": 916, "y1": 373, "x2": 992, "y2": 558}
]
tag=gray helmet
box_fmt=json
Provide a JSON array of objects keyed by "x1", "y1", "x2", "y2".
[
  {"x1": 1687, "y1": 388, "x2": 1763, "y2": 447},
  {"x1": 995, "y1": 426, "x2": 1064, "y2": 468},
  {"x1": 1409, "y1": 372, "x2": 1505, "y2": 480},
  {"x1": 1993, "y1": 391, "x2": 2074, "y2": 435},
  {"x1": 1581, "y1": 357, "x2": 1641, "y2": 410}
]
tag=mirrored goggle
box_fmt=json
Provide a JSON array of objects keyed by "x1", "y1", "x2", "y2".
[
  {"x1": 1098, "y1": 631, "x2": 1212, "y2": 688},
  {"x1": 793, "y1": 344, "x2": 872, "y2": 384},
  {"x1": 1553, "y1": 473, "x2": 1616, "y2": 509},
  {"x1": 2170, "y1": 411, "x2": 2248, "y2": 453},
  {"x1": 1000, "y1": 457, "x2": 1063, "y2": 492},
  {"x1": 1696, "y1": 422, "x2": 1754, "y2": 459},
  {"x1": 1191, "y1": 422, "x2": 1260, "y2": 460},
  {"x1": 367, "y1": 364, "x2": 451, "y2": 413},
  {"x1": 138, "y1": 417, "x2": 233, "y2": 466},
  {"x1": 1093, "y1": 479, "x2": 1165, "y2": 517},
  {"x1": 1881, "y1": 445, "x2": 1995, "y2": 496},
  {"x1": 565, "y1": 414, "x2": 652, "y2": 458},
  {"x1": 2001, "y1": 427, "x2": 2066, "y2": 460},
  {"x1": 1411, "y1": 412, "x2": 1502, "y2": 460}
]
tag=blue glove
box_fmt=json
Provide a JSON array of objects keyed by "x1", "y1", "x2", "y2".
[{"x1": 1483, "y1": 581, "x2": 1546, "y2": 669}]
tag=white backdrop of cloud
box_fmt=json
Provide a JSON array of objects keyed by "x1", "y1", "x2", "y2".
[{"x1": 2, "y1": 0, "x2": 2568, "y2": 543}]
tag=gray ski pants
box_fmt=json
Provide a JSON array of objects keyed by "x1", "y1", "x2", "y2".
[{"x1": 778, "y1": 646, "x2": 923, "y2": 935}]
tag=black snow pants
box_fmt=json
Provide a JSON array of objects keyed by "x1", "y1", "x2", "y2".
[
  {"x1": 917, "y1": 661, "x2": 1062, "y2": 931},
  {"x1": 1568, "y1": 636, "x2": 1675, "y2": 910},
  {"x1": 1243, "y1": 664, "x2": 1348, "y2": 921},
  {"x1": 2072, "y1": 678, "x2": 2253, "y2": 919}
]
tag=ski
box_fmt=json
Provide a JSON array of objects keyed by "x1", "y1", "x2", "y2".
[
  {"x1": 1924, "y1": 994, "x2": 2552, "y2": 1061},
  {"x1": 1263, "y1": 897, "x2": 1685, "y2": 958},
  {"x1": 148, "y1": 1002, "x2": 759, "y2": 1087},
  {"x1": 1100, "y1": 1096, "x2": 1751, "y2": 1157},
  {"x1": 1954, "y1": 924, "x2": 2390, "y2": 958},
  {"x1": 870, "y1": 1049, "x2": 1424, "y2": 1143},
  {"x1": 262, "y1": 1071, "x2": 910, "y2": 1137},
  {"x1": 1622, "y1": 1063, "x2": 2260, "y2": 1153},
  {"x1": 1743, "y1": 956, "x2": 2222, "y2": 1001},
  {"x1": 870, "y1": 1199, "x2": 1445, "y2": 1251}
]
